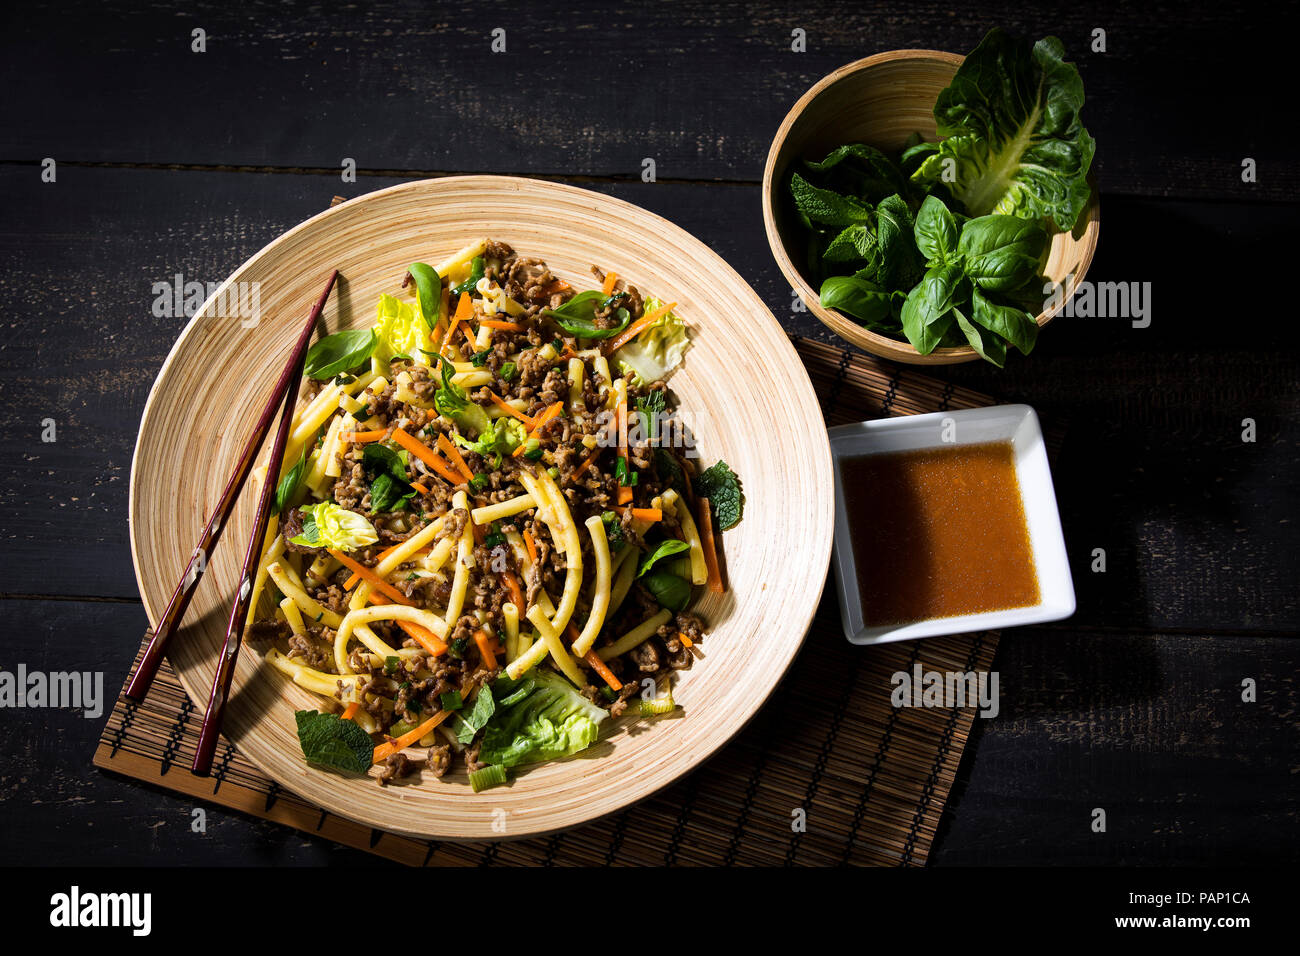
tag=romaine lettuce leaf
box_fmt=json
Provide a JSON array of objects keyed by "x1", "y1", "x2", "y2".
[
  {"x1": 614, "y1": 298, "x2": 690, "y2": 385},
  {"x1": 910, "y1": 29, "x2": 1095, "y2": 232},
  {"x1": 374, "y1": 293, "x2": 437, "y2": 366},
  {"x1": 478, "y1": 670, "x2": 608, "y2": 769},
  {"x1": 289, "y1": 501, "x2": 379, "y2": 551}
]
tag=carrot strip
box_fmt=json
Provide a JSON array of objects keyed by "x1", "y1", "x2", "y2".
[
  {"x1": 436, "y1": 433, "x2": 475, "y2": 483},
  {"x1": 523, "y1": 529, "x2": 539, "y2": 567},
  {"x1": 391, "y1": 427, "x2": 464, "y2": 486},
  {"x1": 341, "y1": 428, "x2": 388, "y2": 443},
  {"x1": 585, "y1": 650, "x2": 623, "y2": 692},
  {"x1": 363, "y1": 591, "x2": 448, "y2": 656},
  {"x1": 512, "y1": 401, "x2": 563, "y2": 457},
  {"x1": 613, "y1": 506, "x2": 661, "y2": 522},
  {"x1": 677, "y1": 630, "x2": 694, "y2": 649},
  {"x1": 564, "y1": 621, "x2": 622, "y2": 692},
  {"x1": 341, "y1": 701, "x2": 362, "y2": 721},
  {"x1": 601, "y1": 271, "x2": 619, "y2": 296},
  {"x1": 461, "y1": 323, "x2": 478, "y2": 349},
  {"x1": 572, "y1": 446, "x2": 602, "y2": 479},
  {"x1": 486, "y1": 389, "x2": 534, "y2": 428},
  {"x1": 473, "y1": 629, "x2": 497, "y2": 669},
  {"x1": 605, "y1": 301, "x2": 677, "y2": 353},
  {"x1": 616, "y1": 486, "x2": 634, "y2": 505},
  {"x1": 410, "y1": 480, "x2": 431, "y2": 496},
  {"x1": 328, "y1": 549, "x2": 412, "y2": 606},
  {"x1": 501, "y1": 570, "x2": 525, "y2": 611},
  {"x1": 696, "y1": 497, "x2": 724, "y2": 594},
  {"x1": 454, "y1": 291, "x2": 474, "y2": 321},
  {"x1": 478, "y1": 319, "x2": 525, "y2": 331},
  {"x1": 372, "y1": 709, "x2": 453, "y2": 763}
]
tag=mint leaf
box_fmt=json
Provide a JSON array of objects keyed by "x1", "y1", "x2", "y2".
[
  {"x1": 295, "y1": 710, "x2": 373, "y2": 773},
  {"x1": 694, "y1": 460, "x2": 743, "y2": 530},
  {"x1": 454, "y1": 684, "x2": 496, "y2": 744}
]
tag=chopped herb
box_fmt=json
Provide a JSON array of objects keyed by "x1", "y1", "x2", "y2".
[
  {"x1": 469, "y1": 473, "x2": 488, "y2": 492},
  {"x1": 383, "y1": 656, "x2": 400, "y2": 675},
  {"x1": 451, "y1": 256, "x2": 486, "y2": 296},
  {"x1": 470, "y1": 349, "x2": 492, "y2": 368},
  {"x1": 499, "y1": 361, "x2": 517, "y2": 381},
  {"x1": 440, "y1": 690, "x2": 464, "y2": 711}
]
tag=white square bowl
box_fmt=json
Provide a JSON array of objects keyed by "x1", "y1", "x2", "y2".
[{"x1": 828, "y1": 404, "x2": 1075, "y2": 645}]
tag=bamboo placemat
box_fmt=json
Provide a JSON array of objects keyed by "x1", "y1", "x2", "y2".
[{"x1": 94, "y1": 337, "x2": 1011, "y2": 866}]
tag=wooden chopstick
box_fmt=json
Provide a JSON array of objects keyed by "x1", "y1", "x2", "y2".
[
  {"x1": 126, "y1": 271, "x2": 339, "y2": 703},
  {"x1": 191, "y1": 273, "x2": 339, "y2": 775}
]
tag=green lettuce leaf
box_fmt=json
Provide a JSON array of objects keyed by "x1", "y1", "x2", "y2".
[
  {"x1": 614, "y1": 298, "x2": 690, "y2": 385},
  {"x1": 910, "y1": 29, "x2": 1095, "y2": 231},
  {"x1": 478, "y1": 671, "x2": 608, "y2": 769},
  {"x1": 289, "y1": 502, "x2": 379, "y2": 551},
  {"x1": 374, "y1": 293, "x2": 437, "y2": 366}
]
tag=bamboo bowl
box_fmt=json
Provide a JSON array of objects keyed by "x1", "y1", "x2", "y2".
[
  {"x1": 762, "y1": 49, "x2": 1100, "y2": 365},
  {"x1": 129, "y1": 176, "x2": 834, "y2": 840}
]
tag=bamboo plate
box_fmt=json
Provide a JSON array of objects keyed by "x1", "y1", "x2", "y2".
[
  {"x1": 129, "y1": 176, "x2": 834, "y2": 840},
  {"x1": 762, "y1": 49, "x2": 1100, "y2": 365}
]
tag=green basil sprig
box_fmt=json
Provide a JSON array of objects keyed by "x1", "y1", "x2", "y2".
[
  {"x1": 406, "y1": 262, "x2": 441, "y2": 329},
  {"x1": 541, "y1": 290, "x2": 631, "y2": 339},
  {"x1": 304, "y1": 329, "x2": 378, "y2": 380}
]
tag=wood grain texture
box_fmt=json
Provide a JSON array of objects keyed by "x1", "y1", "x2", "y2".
[
  {"x1": 128, "y1": 176, "x2": 834, "y2": 838},
  {"x1": 761, "y1": 48, "x2": 1099, "y2": 363},
  {"x1": 2, "y1": 1, "x2": 1294, "y2": 200}
]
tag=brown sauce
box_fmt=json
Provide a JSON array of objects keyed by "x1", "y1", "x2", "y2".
[{"x1": 841, "y1": 441, "x2": 1040, "y2": 626}]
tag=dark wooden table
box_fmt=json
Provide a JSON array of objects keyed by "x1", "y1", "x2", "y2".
[{"x1": 1, "y1": 1, "x2": 1295, "y2": 865}]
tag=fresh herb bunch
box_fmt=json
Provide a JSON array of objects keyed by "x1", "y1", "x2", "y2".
[{"x1": 787, "y1": 29, "x2": 1094, "y2": 366}]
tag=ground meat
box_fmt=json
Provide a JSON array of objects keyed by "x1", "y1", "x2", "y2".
[
  {"x1": 376, "y1": 751, "x2": 416, "y2": 786},
  {"x1": 464, "y1": 741, "x2": 485, "y2": 772},
  {"x1": 287, "y1": 633, "x2": 331, "y2": 670},
  {"x1": 246, "y1": 619, "x2": 290, "y2": 642},
  {"x1": 629, "y1": 637, "x2": 662, "y2": 673},
  {"x1": 332, "y1": 462, "x2": 367, "y2": 512},
  {"x1": 425, "y1": 744, "x2": 452, "y2": 778}
]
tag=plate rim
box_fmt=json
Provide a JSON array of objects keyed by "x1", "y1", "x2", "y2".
[{"x1": 128, "y1": 174, "x2": 834, "y2": 840}]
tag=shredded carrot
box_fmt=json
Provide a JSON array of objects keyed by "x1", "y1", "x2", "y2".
[
  {"x1": 696, "y1": 497, "x2": 725, "y2": 595},
  {"x1": 454, "y1": 291, "x2": 474, "y2": 322},
  {"x1": 523, "y1": 529, "x2": 539, "y2": 567},
  {"x1": 613, "y1": 506, "x2": 661, "y2": 523},
  {"x1": 341, "y1": 428, "x2": 388, "y2": 443},
  {"x1": 512, "y1": 401, "x2": 563, "y2": 456},
  {"x1": 340, "y1": 701, "x2": 362, "y2": 721},
  {"x1": 486, "y1": 389, "x2": 534, "y2": 428},
  {"x1": 461, "y1": 323, "x2": 478, "y2": 349},
  {"x1": 343, "y1": 542, "x2": 427, "y2": 589},
  {"x1": 391, "y1": 427, "x2": 464, "y2": 486},
  {"x1": 364, "y1": 591, "x2": 448, "y2": 656},
  {"x1": 585, "y1": 650, "x2": 623, "y2": 692},
  {"x1": 616, "y1": 486, "x2": 634, "y2": 505},
  {"x1": 478, "y1": 319, "x2": 525, "y2": 332},
  {"x1": 436, "y1": 433, "x2": 475, "y2": 483},
  {"x1": 572, "y1": 446, "x2": 602, "y2": 479},
  {"x1": 410, "y1": 480, "x2": 431, "y2": 496},
  {"x1": 473, "y1": 629, "x2": 497, "y2": 669},
  {"x1": 601, "y1": 271, "x2": 619, "y2": 296},
  {"x1": 501, "y1": 569, "x2": 525, "y2": 611},
  {"x1": 606, "y1": 301, "x2": 677, "y2": 354},
  {"x1": 373, "y1": 709, "x2": 453, "y2": 763},
  {"x1": 677, "y1": 630, "x2": 694, "y2": 649},
  {"x1": 329, "y1": 549, "x2": 412, "y2": 606},
  {"x1": 565, "y1": 622, "x2": 622, "y2": 691}
]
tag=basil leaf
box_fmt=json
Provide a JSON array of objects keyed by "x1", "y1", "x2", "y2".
[
  {"x1": 407, "y1": 262, "x2": 441, "y2": 329},
  {"x1": 915, "y1": 195, "x2": 960, "y2": 264},
  {"x1": 541, "y1": 290, "x2": 632, "y2": 339},
  {"x1": 451, "y1": 256, "x2": 485, "y2": 296},
  {"x1": 304, "y1": 329, "x2": 378, "y2": 380},
  {"x1": 361, "y1": 442, "x2": 408, "y2": 482},
  {"x1": 901, "y1": 263, "x2": 964, "y2": 354},
  {"x1": 294, "y1": 710, "x2": 373, "y2": 774},
  {"x1": 274, "y1": 445, "x2": 309, "y2": 516},
  {"x1": 819, "y1": 275, "x2": 897, "y2": 331},
  {"x1": 370, "y1": 472, "x2": 415, "y2": 512},
  {"x1": 957, "y1": 215, "x2": 1048, "y2": 293},
  {"x1": 637, "y1": 538, "x2": 690, "y2": 577},
  {"x1": 642, "y1": 570, "x2": 692, "y2": 612},
  {"x1": 952, "y1": 306, "x2": 1007, "y2": 368},
  {"x1": 970, "y1": 287, "x2": 1039, "y2": 356}
]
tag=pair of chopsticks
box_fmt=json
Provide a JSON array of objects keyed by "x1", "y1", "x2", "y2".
[{"x1": 126, "y1": 270, "x2": 339, "y2": 776}]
